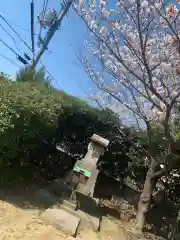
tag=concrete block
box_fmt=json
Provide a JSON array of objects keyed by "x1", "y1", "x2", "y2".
[
  {"x1": 76, "y1": 209, "x2": 100, "y2": 231},
  {"x1": 41, "y1": 208, "x2": 80, "y2": 236},
  {"x1": 58, "y1": 204, "x2": 100, "y2": 232}
]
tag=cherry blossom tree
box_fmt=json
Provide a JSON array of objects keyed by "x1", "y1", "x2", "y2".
[{"x1": 74, "y1": 0, "x2": 180, "y2": 230}]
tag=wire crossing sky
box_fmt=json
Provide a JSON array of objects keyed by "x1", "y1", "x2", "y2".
[{"x1": 0, "y1": 0, "x2": 94, "y2": 99}]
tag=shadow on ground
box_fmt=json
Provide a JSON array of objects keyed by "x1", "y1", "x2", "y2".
[{"x1": 0, "y1": 182, "x2": 50, "y2": 210}]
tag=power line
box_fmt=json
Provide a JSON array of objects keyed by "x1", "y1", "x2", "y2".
[
  {"x1": 0, "y1": 48, "x2": 63, "y2": 88},
  {"x1": 0, "y1": 53, "x2": 20, "y2": 67},
  {"x1": 0, "y1": 37, "x2": 28, "y2": 65},
  {"x1": 6, "y1": 19, "x2": 36, "y2": 34},
  {"x1": 11, "y1": 22, "x2": 33, "y2": 33},
  {"x1": 0, "y1": 9, "x2": 63, "y2": 90},
  {"x1": 0, "y1": 36, "x2": 63, "y2": 89},
  {"x1": 0, "y1": 51, "x2": 63, "y2": 89},
  {"x1": 0, "y1": 52, "x2": 63, "y2": 90},
  {"x1": 0, "y1": 14, "x2": 32, "y2": 52},
  {"x1": 0, "y1": 22, "x2": 20, "y2": 52},
  {"x1": 40, "y1": 60, "x2": 64, "y2": 90},
  {"x1": 37, "y1": 0, "x2": 49, "y2": 50},
  {"x1": 68, "y1": 13, "x2": 80, "y2": 47},
  {"x1": 42, "y1": 0, "x2": 49, "y2": 18},
  {"x1": 33, "y1": 0, "x2": 73, "y2": 67},
  {"x1": 0, "y1": 36, "x2": 18, "y2": 55}
]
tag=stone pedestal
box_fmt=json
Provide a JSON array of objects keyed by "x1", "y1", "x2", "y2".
[
  {"x1": 53, "y1": 134, "x2": 110, "y2": 235},
  {"x1": 72, "y1": 134, "x2": 109, "y2": 198}
]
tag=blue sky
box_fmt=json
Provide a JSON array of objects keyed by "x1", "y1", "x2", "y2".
[
  {"x1": 0, "y1": 0, "x2": 94, "y2": 99},
  {"x1": 0, "y1": 0, "x2": 177, "y2": 100}
]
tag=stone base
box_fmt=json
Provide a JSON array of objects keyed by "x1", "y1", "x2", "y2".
[
  {"x1": 76, "y1": 209, "x2": 100, "y2": 232},
  {"x1": 48, "y1": 200, "x2": 100, "y2": 232},
  {"x1": 58, "y1": 203, "x2": 100, "y2": 232},
  {"x1": 41, "y1": 208, "x2": 80, "y2": 236}
]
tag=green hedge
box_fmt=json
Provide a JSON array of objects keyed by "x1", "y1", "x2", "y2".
[
  {"x1": 0, "y1": 76, "x2": 131, "y2": 183},
  {"x1": 0, "y1": 77, "x2": 63, "y2": 182}
]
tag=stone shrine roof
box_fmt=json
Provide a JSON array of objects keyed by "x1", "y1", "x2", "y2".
[{"x1": 90, "y1": 134, "x2": 109, "y2": 148}]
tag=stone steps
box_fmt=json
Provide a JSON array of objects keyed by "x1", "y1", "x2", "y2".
[
  {"x1": 32, "y1": 178, "x2": 100, "y2": 237},
  {"x1": 41, "y1": 208, "x2": 81, "y2": 236},
  {"x1": 50, "y1": 203, "x2": 100, "y2": 231}
]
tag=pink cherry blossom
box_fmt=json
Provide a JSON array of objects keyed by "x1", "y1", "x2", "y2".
[{"x1": 75, "y1": 0, "x2": 180, "y2": 127}]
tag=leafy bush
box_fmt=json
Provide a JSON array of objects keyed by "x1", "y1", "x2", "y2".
[
  {"x1": 0, "y1": 76, "x2": 64, "y2": 182},
  {"x1": 0, "y1": 75, "x2": 133, "y2": 183}
]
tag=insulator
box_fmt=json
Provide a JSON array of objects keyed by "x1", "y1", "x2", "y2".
[
  {"x1": 24, "y1": 53, "x2": 31, "y2": 61},
  {"x1": 17, "y1": 55, "x2": 28, "y2": 65}
]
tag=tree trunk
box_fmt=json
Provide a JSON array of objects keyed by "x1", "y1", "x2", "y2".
[{"x1": 136, "y1": 167, "x2": 156, "y2": 231}]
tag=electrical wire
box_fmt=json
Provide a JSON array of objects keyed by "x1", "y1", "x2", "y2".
[
  {"x1": 68, "y1": 13, "x2": 81, "y2": 49},
  {"x1": 0, "y1": 53, "x2": 20, "y2": 67},
  {"x1": 0, "y1": 14, "x2": 32, "y2": 52},
  {"x1": 0, "y1": 36, "x2": 18, "y2": 55},
  {"x1": 0, "y1": 14, "x2": 61, "y2": 86},
  {"x1": 67, "y1": 14, "x2": 89, "y2": 94},
  {"x1": 0, "y1": 53, "x2": 61, "y2": 90},
  {"x1": 42, "y1": 0, "x2": 49, "y2": 18},
  {"x1": 0, "y1": 48, "x2": 62, "y2": 88},
  {"x1": 0, "y1": 52, "x2": 60, "y2": 87},
  {"x1": 11, "y1": 22, "x2": 33, "y2": 34},
  {"x1": 0, "y1": 22, "x2": 20, "y2": 52},
  {"x1": 5, "y1": 18, "x2": 36, "y2": 35},
  {"x1": 37, "y1": 0, "x2": 49, "y2": 56},
  {"x1": 0, "y1": 7, "x2": 63, "y2": 89},
  {"x1": 0, "y1": 37, "x2": 28, "y2": 64},
  {"x1": 40, "y1": 60, "x2": 64, "y2": 90}
]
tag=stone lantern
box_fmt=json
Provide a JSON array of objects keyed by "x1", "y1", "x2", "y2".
[{"x1": 72, "y1": 134, "x2": 109, "y2": 198}]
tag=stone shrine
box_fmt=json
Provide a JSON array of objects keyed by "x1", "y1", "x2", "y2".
[
  {"x1": 40, "y1": 134, "x2": 109, "y2": 236},
  {"x1": 69, "y1": 134, "x2": 109, "y2": 197}
]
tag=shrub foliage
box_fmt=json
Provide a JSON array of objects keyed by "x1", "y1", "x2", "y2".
[{"x1": 0, "y1": 75, "x2": 133, "y2": 183}]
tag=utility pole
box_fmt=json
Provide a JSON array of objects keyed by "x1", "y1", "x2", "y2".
[
  {"x1": 30, "y1": 0, "x2": 35, "y2": 80},
  {"x1": 30, "y1": 0, "x2": 35, "y2": 64},
  {"x1": 32, "y1": 0, "x2": 73, "y2": 68}
]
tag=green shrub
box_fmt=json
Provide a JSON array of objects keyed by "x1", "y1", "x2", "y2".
[
  {"x1": 0, "y1": 77, "x2": 64, "y2": 182},
  {"x1": 0, "y1": 75, "x2": 133, "y2": 183}
]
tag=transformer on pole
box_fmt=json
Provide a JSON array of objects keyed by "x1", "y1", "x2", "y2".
[{"x1": 32, "y1": 0, "x2": 73, "y2": 69}]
